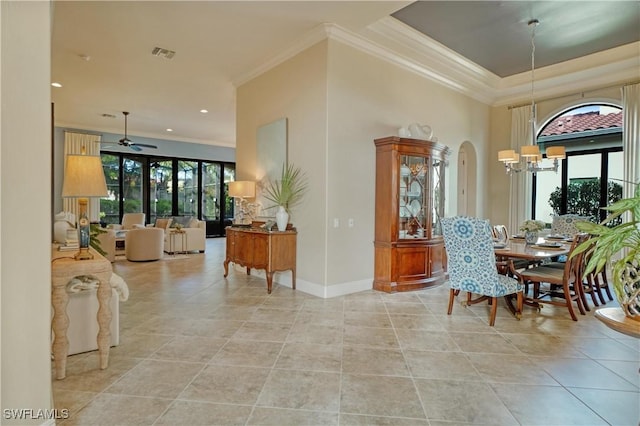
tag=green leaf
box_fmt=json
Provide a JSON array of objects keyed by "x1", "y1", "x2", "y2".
[{"x1": 262, "y1": 163, "x2": 308, "y2": 214}]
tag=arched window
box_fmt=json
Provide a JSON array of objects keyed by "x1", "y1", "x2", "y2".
[{"x1": 533, "y1": 104, "x2": 623, "y2": 223}]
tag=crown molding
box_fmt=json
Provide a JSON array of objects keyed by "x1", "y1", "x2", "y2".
[
  {"x1": 232, "y1": 24, "x2": 330, "y2": 87},
  {"x1": 233, "y1": 16, "x2": 639, "y2": 108}
]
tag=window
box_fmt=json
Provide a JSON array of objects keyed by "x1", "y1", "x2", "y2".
[
  {"x1": 533, "y1": 104, "x2": 623, "y2": 223},
  {"x1": 100, "y1": 154, "x2": 120, "y2": 225},
  {"x1": 99, "y1": 152, "x2": 234, "y2": 236},
  {"x1": 177, "y1": 160, "x2": 198, "y2": 216},
  {"x1": 150, "y1": 160, "x2": 173, "y2": 223}
]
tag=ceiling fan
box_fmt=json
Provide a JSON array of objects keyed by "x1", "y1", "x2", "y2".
[{"x1": 103, "y1": 111, "x2": 158, "y2": 152}]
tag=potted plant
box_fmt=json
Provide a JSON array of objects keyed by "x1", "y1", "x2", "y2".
[
  {"x1": 520, "y1": 219, "x2": 545, "y2": 244},
  {"x1": 573, "y1": 182, "x2": 640, "y2": 320},
  {"x1": 263, "y1": 163, "x2": 308, "y2": 231}
]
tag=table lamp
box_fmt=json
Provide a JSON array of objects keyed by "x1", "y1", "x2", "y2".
[
  {"x1": 61, "y1": 153, "x2": 108, "y2": 260},
  {"x1": 228, "y1": 180, "x2": 256, "y2": 225}
]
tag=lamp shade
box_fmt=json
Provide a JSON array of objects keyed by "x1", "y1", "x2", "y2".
[
  {"x1": 62, "y1": 154, "x2": 108, "y2": 198},
  {"x1": 498, "y1": 150, "x2": 517, "y2": 162},
  {"x1": 506, "y1": 153, "x2": 520, "y2": 164},
  {"x1": 546, "y1": 146, "x2": 566, "y2": 159},
  {"x1": 520, "y1": 145, "x2": 541, "y2": 158},
  {"x1": 228, "y1": 180, "x2": 255, "y2": 198}
]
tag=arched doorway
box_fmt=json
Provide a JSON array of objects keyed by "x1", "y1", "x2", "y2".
[{"x1": 457, "y1": 141, "x2": 477, "y2": 216}]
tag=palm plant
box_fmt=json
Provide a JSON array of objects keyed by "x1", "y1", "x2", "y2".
[
  {"x1": 263, "y1": 163, "x2": 308, "y2": 214},
  {"x1": 572, "y1": 182, "x2": 640, "y2": 318}
]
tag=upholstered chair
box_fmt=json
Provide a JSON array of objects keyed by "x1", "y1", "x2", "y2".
[
  {"x1": 441, "y1": 216, "x2": 524, "y2": 326},
  {"x1": 550, "y1": 214, "x2": 590, "y2": 236},
  {"x1": 124, "y1": 227, "x2": 164, "y2": 261}
]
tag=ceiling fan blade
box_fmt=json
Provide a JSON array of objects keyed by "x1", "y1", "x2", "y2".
[
  {"x1": 131, "y1": 143, "x2": 158, "y2": 149},
  {"x1": 129, "y1": 144, "x2": 142, "y2": 152}
]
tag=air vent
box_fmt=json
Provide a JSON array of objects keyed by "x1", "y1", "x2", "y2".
[
  {"x1": 151, "y1": 47, "x2": 176, "y2": 60},
  {"x1": 101, "y1": 113, "x2": 116, "y2": 118}
]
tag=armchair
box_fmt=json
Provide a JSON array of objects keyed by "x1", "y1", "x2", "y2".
[{"x1": 109, "y1": 212, "x2": 146, "y2": 232}]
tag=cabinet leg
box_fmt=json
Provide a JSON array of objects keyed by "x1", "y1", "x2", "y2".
[
  {"x1": 246, "y1": 267, "x2": 251, "y2": 275},
  {"x1": 292, "y1": 269, "x2": 296, "y2": 290},
  {"x1": 266, "y1": 272, "x2": 274, "y2": 294},
  {"x1": 223, "y1": 259, "x2": 229, "y2": 277}
]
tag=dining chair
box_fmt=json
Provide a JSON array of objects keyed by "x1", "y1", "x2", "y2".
[
  {"x1": 518, "y1": 233, "x2": 590, "y2": 321},
  {"x1": 550, "y1": 214, "x2": 590, "y2": 236},
  {"x1": 546, "y1": 238, "x2": 614, "y2": 307},
  {"x1": 492, "y1": 224, "x2": 534, "y2": 275},
  {"x1": 442, "y1": 216, "x2": 524, "y2": 326},
  {"x1": 492, "y1": 224, "x2": 509, "y2": 242}
]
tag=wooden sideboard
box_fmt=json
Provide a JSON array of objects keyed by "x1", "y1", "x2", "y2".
[{"x1": 224, "y1": 226, "x2": 297, "y2": 294}]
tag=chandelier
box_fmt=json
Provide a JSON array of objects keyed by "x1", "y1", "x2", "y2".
[{"x1": 498, "y1": 18, "x2": 565, "y2": 174}]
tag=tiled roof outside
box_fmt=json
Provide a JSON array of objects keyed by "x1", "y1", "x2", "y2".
[{"x1": 540, "y1": 111, "x2": 622, "y2": 136}]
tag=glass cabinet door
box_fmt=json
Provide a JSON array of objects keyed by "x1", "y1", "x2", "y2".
[
  {"x1": 432, "y1": 157, "x2": 445, "y2": 236},
  {"x1": 399, "y1": 155, "x2": 429, "y2": 239}
]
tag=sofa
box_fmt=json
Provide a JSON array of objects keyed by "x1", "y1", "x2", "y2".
[{"x1": 151, "y1": 216, "x2": 206, "y2": 254}]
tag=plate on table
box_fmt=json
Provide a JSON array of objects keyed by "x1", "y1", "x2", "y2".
[
  {"x1": 546, "y1": 234, "x2": 567, "y2": 240},
  {"x1": 493, "y1": 243, "x2": 508, "y2": 249},
  {"x1": 537, "y1": 242, "x2": 563, "y2": 248},
  {"x1": 511, "y1": 235, "x2": 525, "y2": 240},
  {"x1": 531, "y1": 244, "x2": 565, "y2": 251}
]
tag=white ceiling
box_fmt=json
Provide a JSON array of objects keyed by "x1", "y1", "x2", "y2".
[{"x1": 51, "y1": 1, "x2": 639, "y2": 149}]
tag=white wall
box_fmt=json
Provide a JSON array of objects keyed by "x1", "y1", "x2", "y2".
[
  {"x1": 1, "y1": 1, "x2": 53, "y2": 423},
  {"x1": 236, "y1": 41, "x2": 329, "y2": 293},
  {"x1": 325, "y1": 39, "x2": 491, "y2": 288},
  {"x1": 237, "y1": 37, "x2": 492, "y2": 296}
]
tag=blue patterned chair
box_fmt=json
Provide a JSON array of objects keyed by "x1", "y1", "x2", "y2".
[
  {"x1": 441, "y1": 216, "x2": 524, "y2": 326},
  {"x1": 550, "y1": 214, "x2": 590, "y2": 237}
]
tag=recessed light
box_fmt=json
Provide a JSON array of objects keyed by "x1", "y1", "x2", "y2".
[
  {"x1": 166, "y1": 128, "x2": 173, "y2": 132},
  {"x1": 51, "y1": 82, "x2": 62, "y2": 88},
  {"x1": 200, "y1": 109, "x2": 208, "y2": 114}
]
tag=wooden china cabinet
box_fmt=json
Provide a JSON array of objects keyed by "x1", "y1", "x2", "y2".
[{"x1": 373, "y1": 136, "x2": 450, "y2": 292}]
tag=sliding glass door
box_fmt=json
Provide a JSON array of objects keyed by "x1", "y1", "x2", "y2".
[
  {"x1": 150, "y1": 160, "x2": 173, "y2": 224},
  {"x1": 100, "y1": 152, "x2": 234, "y2": 236}
]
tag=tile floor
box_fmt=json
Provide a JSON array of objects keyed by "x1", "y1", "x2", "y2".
[{"x1": 54, "y1": 238, "x2": 640, "y2": 425}]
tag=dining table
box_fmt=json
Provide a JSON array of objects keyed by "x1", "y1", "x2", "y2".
[{"x1": 493, "y1": 237, "x2": 571, "y2": 261}]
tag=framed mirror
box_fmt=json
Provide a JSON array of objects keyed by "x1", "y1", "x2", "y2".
[{"x1": 256, "y1": 118, "x2": 287, "y2": 217}]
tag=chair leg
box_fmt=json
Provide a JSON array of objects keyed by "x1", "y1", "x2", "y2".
[
  {"x1": 563, "y1": 281, "x2": 578, "y2": 321},
  {"x1": 586, "y1": 274, "x2": 601, "y2": 306},
  {"x1": 600, "y1": 269, "x2": 614, "y2": 301},
  {"x1": 574, "y1": 280, "x2": 587, "y2": 315},
  {"x1": 489, "y1": 297, "x2": 498, "y2": 326},
  {"x1": 516, "y1": 291, "x2": 523, "y2": 319},
  {"x1": 448, "y1": 289, "x2": 459, "y2": 315},
  {"x1": 576, "y1": 279, "x2": 590, "y2": 313}
]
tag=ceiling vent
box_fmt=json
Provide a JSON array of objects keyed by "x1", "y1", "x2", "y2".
[{"x1": 151, "y1": 47, "x2": 175, "y2": 60}]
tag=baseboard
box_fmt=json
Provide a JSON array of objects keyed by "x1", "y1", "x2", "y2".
[{"x1": 233, "y1": 265, "x2": 373, "y2": 298}]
